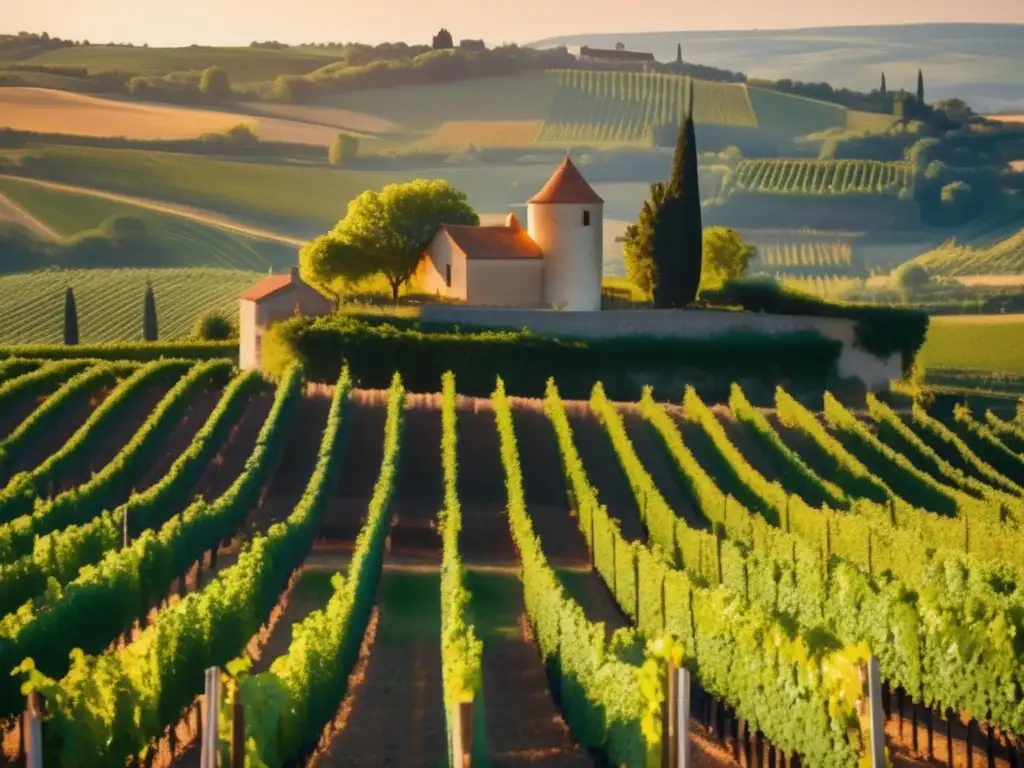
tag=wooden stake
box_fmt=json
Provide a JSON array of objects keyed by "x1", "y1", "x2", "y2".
[
  {"x1": 865, "y1": 657, "x2": 887, "y2": 768},
  {"x1": 452, "y1": 699, "x2": 474, "y2": 768},
  {"x1": 947, "y1": 710, "x2": 955, "y2": 768},
  {"x1": 678, "y1": 667, "x2": 691, "y2": 768},
  {"x1": 201, "y1": 667, "x2": 222, "y2": 768},
  {"x1": 24, "y1": 691, "x2": 43, "y2": 768},
  {"x1": 231, "y1": 681, "x2": 245, "y2": 768}
]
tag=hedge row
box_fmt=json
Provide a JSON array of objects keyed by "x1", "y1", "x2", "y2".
[
  {"x1": 551, "y1": 382, "x2": 866, "y2": 767},
  {"x1": 493, "y1": 379, "x2": 655, "y2": 767},
  {"x1": 0, "y1": 358, "x2": 42, "y2": 385},
  {"x1": 983, "y1": 411, "x2": 1024, "y2": 453},
  {"x1": 0, "y1": 362, "x2": 137, "y2": 475},
  {"x1": 0, "y1": 359, "x2": 195, "y2": 532},
  {"x1": 769, "y1": 389, "x2": 1024, "y2": 572},
  {"x1": 701, "y1": 279, "x2": 929, "y2": 370},
  {"x1": 0, "y1": 369, "x2": 265, "y2": 616},
  {"x1": 2, "y1": 365, "x2": 302, "y2": 724},
  {"x1": 864, "y1": 395, "x2": 1018, "y2": 500},
  {"x1": 438, "y1": 372, "x2": 487, "y2": 767},
  {"x1": 18, "y1": 364, "x2": 337, "y2": 765},
  {"x1": 0, "y1": 359, "x2": 93, "y2": 415},
  {"x1": 262, "y1": 315, "x2": 843, "y2": 400},
  {"x1": 0, "y1": 341, "x2": 237, "y2": 363},
  {"x1": 949, "y1": 405, "x2": 1024, "y2": 486},
  {"x1": 233, "y1": 372, "x2": 404, "y2": 766},
  {"x1": 637, "y1": 385, "x2": 1024, "y2": 734}
]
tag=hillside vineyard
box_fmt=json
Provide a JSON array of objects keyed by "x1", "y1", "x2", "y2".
[{"x1": 0, "y1": 359, "x2": 1022, "y2": 766}]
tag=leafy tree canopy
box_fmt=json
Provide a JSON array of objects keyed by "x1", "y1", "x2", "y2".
[
  {"x1": 699, "y1": 226, "x2": 755, "y2": 293},
  {"x1": 303, "y1": 179, "x2": 477, "y2": 300}
]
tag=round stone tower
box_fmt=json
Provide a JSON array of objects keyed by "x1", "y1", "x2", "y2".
[{"x1": 527, "y1": 156, "x2": 604, "y2": 311}]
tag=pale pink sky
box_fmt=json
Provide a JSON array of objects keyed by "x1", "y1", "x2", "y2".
[{"x1": 6, "y1": 0, "x2": 1023, "y2": 47}]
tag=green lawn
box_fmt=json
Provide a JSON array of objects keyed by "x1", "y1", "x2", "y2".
[
  {"x1": 919, "y1": 315, "x2": 1024, "y2": 374},
  {"x1": 0, "y1": 176, "x2": 298, "y2": 271},
  {"x1": 0, "y1": 267, "x2": 261, "y2": 344}
]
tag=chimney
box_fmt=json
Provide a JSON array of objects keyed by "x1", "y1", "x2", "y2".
[{"x1": 289, "y1": 265, "x2": 299, "y2": 282}]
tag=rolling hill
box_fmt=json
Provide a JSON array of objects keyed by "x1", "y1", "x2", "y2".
[
  {"x1": 906, "y1": 228, "x2": 1024, "y2": 276},
  {"x1": 530, "y1": 24, "x2": 1024, "y2": 112}
]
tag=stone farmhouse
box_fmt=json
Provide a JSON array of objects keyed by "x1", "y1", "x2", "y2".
[{"x1": 418, "y1": 156, "x2": 605, "y2": 311}]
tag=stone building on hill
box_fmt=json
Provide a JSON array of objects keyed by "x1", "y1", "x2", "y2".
[
  {"x1": 239, "y1": 266, "x2": 333, "y2": 370},
  {"x1": 570, "y1": 44, "x2": 656, "y2": 68},
  {"x1": 418, "y1": 155, "x2": 604, "y2": 310}
]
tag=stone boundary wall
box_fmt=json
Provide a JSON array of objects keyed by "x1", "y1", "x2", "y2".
[{"x1": 418, "y1": 306, "x2": 903, "y2": 390}]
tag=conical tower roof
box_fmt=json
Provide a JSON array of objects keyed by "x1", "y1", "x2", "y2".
[{"x1": 528, "y1": 155, "x2": 603, "y2": 205}]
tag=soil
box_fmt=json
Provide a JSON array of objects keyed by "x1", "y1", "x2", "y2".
[
  {"x1": 191, "y1": 390, "x2": 274, "y2": 502},
  {"x1": 560, "y1": 405, "x2": 647, "y2": 543},
  {"x1": 764, "y1": 412, "x2": 837, "y2": 480},
  {"x1": 387, "y1": 394, "x2": 444, "y2": 561},
  {"x1": 0, "y1": 392, "x2": 53, "y2": 442},
  {"x1": 619, "y1": 405, "x2": 709, "y2": 530},
  {"x1": 318, "y1": 388, "x2": 389, "y2": 546},
  {"x1": 2, "y1": 385, "x2": 112, "y2": 478},
  {"x1": 314, "y1": 562, "x2": 447, "y2": 768},
  {"x1": 134, "y1": 388, "x2": 223, "y2": 492},
  {"x1": 713, "y1": 409, "x2": 784, "y2": 484}
]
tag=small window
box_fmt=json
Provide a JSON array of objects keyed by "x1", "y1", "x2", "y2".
[
  {"x1": 582, "y1": 210, "x2": 591, "y2": 227},
  {"x1": 445, "y1": 264, "x2": 452, "y2": 287}
]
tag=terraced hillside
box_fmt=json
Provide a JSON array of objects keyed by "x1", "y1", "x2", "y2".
[{"x1": 1, "y1": 358, "x2": 1022, "y2": 768}]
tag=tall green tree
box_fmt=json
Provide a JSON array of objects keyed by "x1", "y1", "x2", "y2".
[
  {"x1": 142, "y1": 282, "x2": 158, "y2": 341},
  {"x1": 199, "y1": 66, "x2": 231, "y2": 100},
  {"x1": 622, "y1": 182, "x2": 666, "y2": 296},
  {"x1": 880, "y1": 72, "x2": 887, "y2": 95},
  {"x1": 675, "y1": 43, "x2": 682, "y2": 64},
  {"x1": 328, "y1": 133, "x2": 360, "y2": 165},
  {"x1": 63, "y1": 287, "x2": 79, "y2": 346},
  {"x1": 650, "y1": 79, "x2": 702, "y2": 307},
  {"x1": 916, "y1": 69, "x2": 925, "y2": 105},
  {"x1": 432, "y1": 28, "x2": 454, "y2": 50},
  {"x1": 307, "y1": 179, "x2": 477, "y2": 300}
]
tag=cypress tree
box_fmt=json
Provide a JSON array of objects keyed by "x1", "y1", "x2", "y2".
[
  {"x1": 676, "y1": 43, "x2": 683, "y2": 64},
  {"x1": 916, "y1": 69, "x2": 925, "y2": 104},
  {"x1": 650, "y1": 78, "x2": 703, "y2": 307},
  {"x1": 880, "y1": 72, "x2": 887, "y2": 95},
  {"x1": 142, "y1": 282, "x2": 158, "y2": 341},
  {"x1": 63, "y1": 287, "x2": 79, "y2": 346}
]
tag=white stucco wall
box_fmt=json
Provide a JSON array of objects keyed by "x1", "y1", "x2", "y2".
[
  {"x1": 239, "y1": 300, "x2": 259, "y2": 370},
  {"x1": 467, "y1": 259, "x2": 544, "y2": 307},
  {"x1": 527, "y1": 201, "x2": 603, "y2": 311},
  {"x1": 417, "y1": 306, "x2": 904, "y2": 390},
  {"x1": 239, "y1": 282, "x2": 334, "y2": 371},
  {"x1": 419, "y1": 233, "x2": 468, "y2": 300}
]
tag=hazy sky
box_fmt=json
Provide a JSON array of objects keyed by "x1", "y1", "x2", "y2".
[{"x1": 6, "y1": 0, "x2": 1024, "y2": 47}]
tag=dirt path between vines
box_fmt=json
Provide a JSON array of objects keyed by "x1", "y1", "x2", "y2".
[{"x1": 135, "y1": 388, "x2": 223, "y2": 491}]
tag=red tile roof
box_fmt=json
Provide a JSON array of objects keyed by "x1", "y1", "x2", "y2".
[
  {"x1": 239, "y1": 273, "x2": 293, "y2": 302},
  {"x1": 528, "y1": 156, "x2": 604, "y2": 205},
  {"x1": 440, "y1": 224, "x2": 542, "y2": 260}
]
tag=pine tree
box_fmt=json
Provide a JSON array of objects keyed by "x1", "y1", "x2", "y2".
[
  {"x1": 63, "y1": 287, "x2": 79, "y2": 346},
  {"x1": 880, "y1": 72, "x2": 887, "y2": 95},
  {"x1": 650, "y1": 78, "x2": 702, "y2": 307},
  {"x1": 916, "y1": 69, "x2": 925, "y2": 105},
  {"x1": 142, "y1": 282, "x2": 158, "y2": 341}
]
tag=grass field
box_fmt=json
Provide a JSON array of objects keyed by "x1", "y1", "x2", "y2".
[
  {"x1": 0, "y1": 176, "x2": 298, "y2": 270},
  {"x1": 919, "y1": 314, "x2": 1024, "y2": 374},
  {"x1": 19, "y1": 45, "x2": 339, "y2": 83},
  {"x1": 418, "y1": 120, "x2": 543, "y2": 149},
  {"x1": 0, "y1": 267, "x2": 260, "y2": 343},
  {"x1": 746, "y1": 87, "x2": 847, "y2": 136},
  {"x1": 0, "y1": 87, "x2": 348, "y2": 146},
  {"x1": 0, "y1": 145, "x2": 651, "y2": 234}
]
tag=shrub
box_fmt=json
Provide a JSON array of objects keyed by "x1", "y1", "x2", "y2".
[{"x1": 190, "y1": 310, "x2": 236, "y2": 341}]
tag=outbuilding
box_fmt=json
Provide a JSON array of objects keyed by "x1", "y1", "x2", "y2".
[{"x1": 238, "y1": 266, "x2": 334, "y2": 370}]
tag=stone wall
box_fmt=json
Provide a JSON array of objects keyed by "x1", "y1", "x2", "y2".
[{"x1": 417, "y1": 306, "x2": 902, "y2": 390}]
